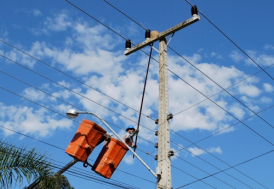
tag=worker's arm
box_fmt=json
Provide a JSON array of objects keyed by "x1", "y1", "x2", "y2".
[{"x1": 132, "y1": 129, "x2": 139, "y2": 137}]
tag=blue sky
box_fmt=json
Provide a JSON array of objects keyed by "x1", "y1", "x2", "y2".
[{"x1": 0, "y1": 0, "x2": 274, "y2": 188}]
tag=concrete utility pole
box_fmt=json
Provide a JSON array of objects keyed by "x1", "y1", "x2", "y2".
[{"x1": 124, "y1": 6, "x2": 200, "y2": 189}]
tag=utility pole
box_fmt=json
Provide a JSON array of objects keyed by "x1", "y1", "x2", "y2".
[{"x1": 124, "y1": 6, "x2": 200, "y2": 189}]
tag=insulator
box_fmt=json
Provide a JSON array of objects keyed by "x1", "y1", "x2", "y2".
[
  {"x1": 167, "y1": 114, "x2": 173, "y2": 120},
  {"x1": 168, "y1": 150, "x2": 174, "y2": 157},
  {"x1": 155, "y1": 119, "x2": 159, "y2": 124},
  {"x1": 155, "y1": 143, "x2": 158, "y2": 148},
  {"x1": 145, "y1": 29, "x2": 151, "y2": 39},
  {"x1": 125, "y1": 39, "x2": 131, "y2": 49},
  {"x1": 191, "y1": 5, "x2": 198, "y2": 16},
  {"x1": 155, "y1": 131, "x2": 158, "y2": 136},
  {"x1": 154, "y1": 155, "x2": 158, "y2": 161}
]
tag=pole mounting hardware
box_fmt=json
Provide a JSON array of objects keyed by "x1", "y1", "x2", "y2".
[
  {"x1": 155, "y1": 119, "x2": 159, "y2": 124},
  {"x1": 155, "y1": 131, "x2": 158, "y2": 136},
  {"x1": 155, "y1": 155, "x2": 158, "y2": 161},
  {"x1": 167, "y1": 114, "x2": 173, "y2": 120},
  {"x1": 155, "y1": 143, "x2": 158, "y2": 148},
  {"x1": 168, "y1": 150, "x2": 174, "y2": 157}
]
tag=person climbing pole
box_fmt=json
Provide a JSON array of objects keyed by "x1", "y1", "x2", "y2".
[{"x1": 124, "y1": 125, "x2": 139, "y2": 148}]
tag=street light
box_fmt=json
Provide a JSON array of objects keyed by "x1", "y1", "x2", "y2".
[{"x1": 66, "y1": 109, "x2": 158, "y2": 179}]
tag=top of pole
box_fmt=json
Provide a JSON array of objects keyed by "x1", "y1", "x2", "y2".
[{"x1": 124, "y1": 14, "x2": 200, "y2": 56}]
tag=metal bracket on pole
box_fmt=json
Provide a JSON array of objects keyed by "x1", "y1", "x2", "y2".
[
  {"x1": 167, "y1": 114, "x2": 173, "y2": 120},
  {"x1": 124, "y1": 15, "x2": 200, "y2": 56}
]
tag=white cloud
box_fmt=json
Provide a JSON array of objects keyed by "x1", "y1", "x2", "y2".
[
  {"x1": 123, "y1": 154, "x2": 135, "y2": 165},
  {"x1": 229, "y1": 103, "x2": 245, "y2": 119},
  {"x1": 214, "y1": 124, "x2": 235, "y2": 135},
  {"x1": 245, "y1": 50, "x2": 274, "y2": 66},
  {"x1": 263, "y1": 83, "x2": 274, "y2": 93},
  {"x1": 44, "y1": 12, "x2": 72, "y2": 31},
  {"x1": 260, "y1": 96, "x2": 272, "y2": 104},
  {"x1": 22, "y1": 88, "x2": 45, "y2": 101},
  {"x1": 13, "y1": 11, "x2": 271, "y2": 140},
  {"x1": 32, "y1": 9, "x2": 42, "y2": 16},
  {"x1": 237, "y1": 83, "x2": 261, "y2": 97},
  {"x1": 264, "y1": 45, "x2": 274, "y2": 50},
  {"x1": 230, "y1": 51, "x2": 244, "y2": 62},
  {"x1": 188, "y1": 147, "x2": 205, "y2": 156},
  {"x1": 0, "y1": 103, "x2": 73, "y2": 137},
  {"x1": 188, "y1": 146, "x2": 222, "y2": 157},
  {"x1": 4, "y1": 49, "x2": 36, "y2": 68},
  {"x1": 208, "y1": 147, "x2": 222, "y2": 154},
  {"x1": 211, "y1": 52, "x2": 222, "y2": 59}
]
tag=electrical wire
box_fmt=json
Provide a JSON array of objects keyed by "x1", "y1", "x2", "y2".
[
  {"x1": 174, "y1": 102, "x2": 274, "y2": 154},
  {"x1": 103, "y1": 0, "x2": 147, "y2": 30},
  {"x1": 134, "y1": 45, "x2": 153, "y2": 156},
  {"x1": 1, "y1": 39, "x2": 245, "y2": 188},
  {"x1": 168, "y1": 45, "x2": 274, "y2": 130},
  {"x1": 0, "y1": 39, "x2": 154, "y2": 121},
  {"x1": 185, "y1": 0, "x2": 274, "y2": 81},
  {"x1": 0, "y1": 67, "x2": 157, "y2": 147},
  {"x1": 137, "y1": 144, "x2": 233, "y2": 188},
  {"x1": 2, "y1": 1, "x2": 272, "y2": 188},
  {"x1": 176, "y1": 148, "x2": 274, "y2": 189},
  {"x1": 171, "y1": 165, "x2": 217, "y2": 189},
  {"x1": 0, "y1": 85, "x2": 225, "y2": 188},
  {"x1": 0, "y1": 86, "x2": 157, "y2": 185},
  {"x1": 0, "y1": 53, "x2": 156, "y2": 134},
  {"x1": 65, "y1": 1, "x2": 273, "y2": 188},
  {"x1": 0, "y1": 142, "x2": 139, "y2": 189},
  {"x1": 173, "y1": 62, "x2": 274, "y2": 116}
]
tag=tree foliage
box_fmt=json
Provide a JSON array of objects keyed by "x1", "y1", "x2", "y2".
[{"x1": 0, "y1": 141, "x2": 74, "y2": 189}]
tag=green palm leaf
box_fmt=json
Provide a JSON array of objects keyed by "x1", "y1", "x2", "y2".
[{"x1": 0, "y1": 141, "x2": 74, "y2": 189}]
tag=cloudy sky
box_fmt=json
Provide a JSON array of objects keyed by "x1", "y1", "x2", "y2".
[{"x1": 0, "y1": 0, "x2": 274, "y2": 188}]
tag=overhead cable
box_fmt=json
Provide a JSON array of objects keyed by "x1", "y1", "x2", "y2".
[
  {"x1": 176, "y1": 148, "x2": 274, "y2": 189},
  {"x1": 185, "y1": 0, "x2": 274, "y2": 81},
  {"x1": 67, "y1": 2, "x2": 273, "y2": 188},
  {"x1": 0, "y1": 39, "x2": 155, "y2": 121}
]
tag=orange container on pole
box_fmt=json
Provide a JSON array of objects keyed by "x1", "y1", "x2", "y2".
[
  {"x1": 65, "y1": 119, "x2": 107, "y2": 162},
  {"x1": 92, "y1": 138, "x2": 128, "y2": 179}
]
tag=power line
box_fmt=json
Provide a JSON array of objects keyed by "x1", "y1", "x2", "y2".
[
  {"x1": 167, "y1": 68, "x2": 274, "y2": 145},
  {"x1": 0, "y1": 68, "x2": 156, "y2": 147},
  {"x1": 103, "y1": 0, "x2": 147, "y2": 30},
  {"x1": 184, "y1": 0, "x2": 274, "y2": 81},
  {"x1": 168, "y1": 45, "x2": 274, "y2": 130},
  {"x1": 175, "y1": 102, "x2": 274, "y2": 154},
  {"x1": 99, "y1": 0, "x2": 274, "y2": 147},
  {"x1": 173, "y1": 62, "x2": 274, "y2": 116},
  {"x1": 0, "y1": 39, "x2": 154, "y2": 121},
  {"x1": 67, "y1": 2, "x2": 273, "y2": 187},
  {"x1": 171, "y1": 165, "x2": 217, "y2": 189},
  {"x1": 176, "y1": 148, "x2": 274, "y2": 189},
  {"x1": 137, "y1": 144, "x2": 235, "y2": 188},
  {"x1": 0, "y1": 86, "x2": 157, "y2": 185},
  {"x1": 0, "y1": 84, "x2": 224, "y2": 189},
  {"x1": 0, "y1": 142, "x2": 139, "y2": 189},
  {"x1": 0, "y1": 53, "x2": 156, "y2": 134},
  {"x1": 168, "y1": 139, "x2": 253, "y2": 188}
]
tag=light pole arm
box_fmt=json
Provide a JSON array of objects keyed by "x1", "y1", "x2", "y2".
[{"x1": 81, "y1": 112, "x2": 157, "y2": 178}]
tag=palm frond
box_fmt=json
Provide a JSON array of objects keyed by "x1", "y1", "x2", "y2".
[{"x1": 0, "y1": 141, "x2": 74, "y2": 189}]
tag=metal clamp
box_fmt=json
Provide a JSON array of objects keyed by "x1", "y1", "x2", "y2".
[
  {"x1": 103, "y1": 133, "x2": 111, "y2": 141},
  {"x1": 155, "y1": 119, "x2": 159, "y2": 124},
  {"x1": 168, "y1": 150, "x2": 174, "y2": 157},
  {"x1": 83, "y1": 161, "x2": 93, "y2": 169},
  {"x1": 167, "y1": 114, "x2": 173, "y2": 120}
]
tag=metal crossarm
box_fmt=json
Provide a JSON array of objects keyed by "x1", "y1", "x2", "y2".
[{"x1": 124, "y1": 15, "x2": 200, "y2": 56}]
